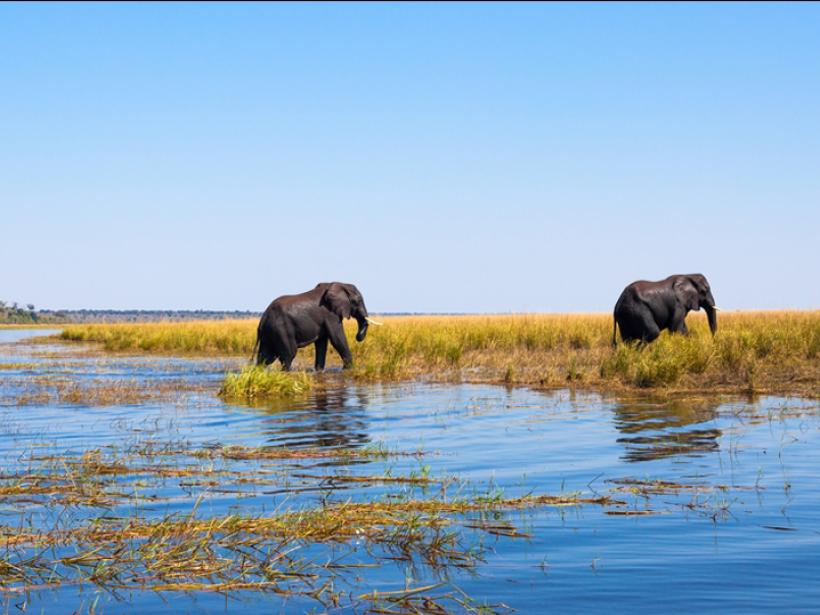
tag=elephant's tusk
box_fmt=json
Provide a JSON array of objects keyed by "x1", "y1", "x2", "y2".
[
  {"x1": 366, "y1": 317, "x2": 384, "y2": 326},
  {"x1": 712, "y1": 306, "x2": 721, "y2": 311}
]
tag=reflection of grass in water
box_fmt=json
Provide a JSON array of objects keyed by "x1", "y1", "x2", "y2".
[
  {"x1": 54, "y1": 311, "x2": 820, "y2": 395},
  {"x1": 218, "y1": 366, "x2": 311, "y2": 401}
]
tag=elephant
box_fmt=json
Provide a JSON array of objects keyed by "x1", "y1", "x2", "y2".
[
  {"x1": 612, "y1": 274, "x2": 719, "y2": 344},
  {"x1": 254, "y1": 282, "x2": 380, "y2": 371}
]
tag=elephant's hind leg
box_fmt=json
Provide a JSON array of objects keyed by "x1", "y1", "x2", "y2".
[
  {"x1": 277, "y1": 337, "x2": 297, "y2": 371},
  {"x1": 638, "y1": 312, "x2": 661, "y2": 343},
  {"x1": 257, "y1": 344, "x2": 278, "y2": 367},
  {"x1": 620, "y1": 308, "x2": 660, "y2": 344}
]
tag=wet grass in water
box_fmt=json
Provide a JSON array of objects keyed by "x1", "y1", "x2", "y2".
[
  {"x1": 0, "y1": 441, "x2": 627, "y2": 613},
  {"x1": 4, "y1": 375, "x2": 208, "y2": 407},
  {"x1": 1, "y1": 431, "x2": 742, "y2": 611},
  {"x1": 0, "y1": 485, "x2": 618, "y2": 607},
  {"x1": 218, "y1": 366, "x2": 311, "y2": 401}
]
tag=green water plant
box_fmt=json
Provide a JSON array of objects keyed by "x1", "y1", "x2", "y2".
[{"x1": 218, "y1": 366, "x2": 311, "y2": 401}]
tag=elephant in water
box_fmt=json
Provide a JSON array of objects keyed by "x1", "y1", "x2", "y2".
[
  {"x1": 255, "y1": 282, "x2": 381, "y2": 371},
  {"x1": 613, "y1": 274, "x2": 719, "y2": 344}
]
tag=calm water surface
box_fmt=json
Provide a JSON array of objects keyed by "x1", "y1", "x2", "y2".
[{"x1": 1, "y1": 329, "x2": 819, "y2": 613}]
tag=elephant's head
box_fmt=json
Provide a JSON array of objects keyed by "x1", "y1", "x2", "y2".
[
  {"x1": 675, "y1": 274, "x2": 718, "y2": 335},
  {"x1": 321, "y1": 282, "x2": 371, "y2": 342}
]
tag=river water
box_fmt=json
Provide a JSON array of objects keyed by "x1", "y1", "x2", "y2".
[{"x1": 1, "y1": 329, "x2": 819, "y2": 613}]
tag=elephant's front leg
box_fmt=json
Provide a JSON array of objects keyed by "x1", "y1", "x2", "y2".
[
  {"x1": 670, "y1": 307, "x2": 690, "y2": 335},
  {"x1": 314, "y1": 335, "x2": 328, "y2": 372},
  {"x1": 327, "y1": 321, "x2": 353, "y2": 369}
]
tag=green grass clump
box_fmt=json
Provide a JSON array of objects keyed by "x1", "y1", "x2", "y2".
[{"x1": 218, "y1": 367, "x2": 311, "y2": 401}]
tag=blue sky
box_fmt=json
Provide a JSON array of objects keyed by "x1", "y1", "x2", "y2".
[{"x1": 1, "y1": 2, "x2": 818, "y2": 312}]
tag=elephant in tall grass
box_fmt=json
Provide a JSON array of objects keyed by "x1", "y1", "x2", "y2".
[
  {"x1": 613, "y1": 274, "x2": 719, "y2": 344},
  {"x1": 254, "y1": 282, "x2": 381, "y2": 371}
]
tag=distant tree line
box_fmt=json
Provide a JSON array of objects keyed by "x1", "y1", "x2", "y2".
[
  {"x1": 0, "y1": 301, "x2": 261, "y2": 324},
  {"x1": 2, "y1": 300, "x2": 461, "y2": 324},
  {"x1": 37, "y1": 309, "x2": 262, "y2": 323},
  {"x1": 0, "y1": 300, "x2": 45, "y2": 323}
]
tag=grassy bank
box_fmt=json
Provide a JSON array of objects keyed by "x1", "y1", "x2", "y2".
[
  {"x1": 56, "y1": 311, "x2": 820, "y2": 396},
  {"x1": 59, "y1": 319, "x2": 256, "y2": 354}
]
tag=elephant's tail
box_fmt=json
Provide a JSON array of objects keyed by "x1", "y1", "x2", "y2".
[
  {"x1": 612, "y1": 313, "x2": 618, "y2": 347},
  {"x1": 250, "y1": 318, "x2": 263, "y2": 364},
  {"x1": 250, "y1": 337, "x2": 261, "y2": 364}
]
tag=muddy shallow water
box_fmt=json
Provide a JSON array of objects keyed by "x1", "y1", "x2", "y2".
[{"x1": 1, "y1": 329, "x2": 819, "y2": 613}]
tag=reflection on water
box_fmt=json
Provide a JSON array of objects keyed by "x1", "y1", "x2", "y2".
[
  {"x1": 257, "y1": 385, "x2": 372, "y2": 449},
  {"x1": 612, "y1": 399, "x2": 722, "y2": 462}
]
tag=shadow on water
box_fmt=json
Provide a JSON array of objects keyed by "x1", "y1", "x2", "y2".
[{"x1": 612, "y1": 398, "x2": 722, "y2": 463}]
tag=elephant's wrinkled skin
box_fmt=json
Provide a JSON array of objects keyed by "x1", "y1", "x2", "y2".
[
  {"x1": 613, "y1": 274, "x2": 718, "y2": 344},
  {"x1": 255, "y1": 282, "x2": 371, "y2": 371}
]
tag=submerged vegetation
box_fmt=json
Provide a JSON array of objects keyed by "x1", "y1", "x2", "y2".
[
  {"x1": 0, "y1": 438, "x2": 760, "y2": 608},
  {"x1": 0, "y1": 489, "x2": 613, "y2": 608},
  {"x1": 0, "y1": 441, "x2": 625, "y2": 610},
  {"x1": 57, "y1": 311, "x2": 820, "y2": 396}
]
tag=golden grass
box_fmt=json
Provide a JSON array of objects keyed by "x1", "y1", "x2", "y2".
[
  {"x1": 59, "y1": 319, "x2": 256, "y2": 354},
  {"x1": 56, "y1": 311, "x2": 820, "y2": 396},
  {"x1": 0, "y1": 473, "x2": 619, "y2": 609}
]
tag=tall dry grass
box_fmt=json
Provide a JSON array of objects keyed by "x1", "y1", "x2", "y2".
[
  {"x1": 58, "y1": 311, "x2": 820, "y2": 395},
  {"x1": 60, "y1": 320, "x2": 256, "y2": 355}
]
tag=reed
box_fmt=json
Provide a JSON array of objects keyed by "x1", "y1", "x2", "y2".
[
  {"x1": 0, "y1": 476, "x2": 620, "y2": 609},
  {"x1": 56, "y1": 311, "x2": 820, "y2": 395}
]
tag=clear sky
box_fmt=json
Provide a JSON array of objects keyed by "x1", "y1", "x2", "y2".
[{"x1": 1, "y1": 2, "x2": 818, "y2": 312}]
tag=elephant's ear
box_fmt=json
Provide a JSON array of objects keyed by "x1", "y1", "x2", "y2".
[
  {"x1": 674, "y1": 277, "x2": 699, "y2": 311},
  {"x1": 321, "y1": 283, "x2": 352, "y2": 319}
]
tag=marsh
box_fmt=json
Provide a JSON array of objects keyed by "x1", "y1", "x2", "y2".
[{"x1": 2, "y1": 328, "x2": 820, "y2": 613}]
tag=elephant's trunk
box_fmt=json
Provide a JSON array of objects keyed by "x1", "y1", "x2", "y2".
[
  {"x1": 355, "y1": 315, "x2": 368, "y2": 342},
  {"x1": 703, "y1": 292, "x2": 718, "y2": 335}
]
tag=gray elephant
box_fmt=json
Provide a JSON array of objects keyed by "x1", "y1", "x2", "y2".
[
  {"x1": 613, "y1": 274, "x2": 719, "y2": 344},
  {"x1": 255, "y1": 282, "x2": 380, "y2": 371}
]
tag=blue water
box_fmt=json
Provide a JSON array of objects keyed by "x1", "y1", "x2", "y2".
[{"x1": 1, "y1": 329, "x2": 819, "y2": 613}]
